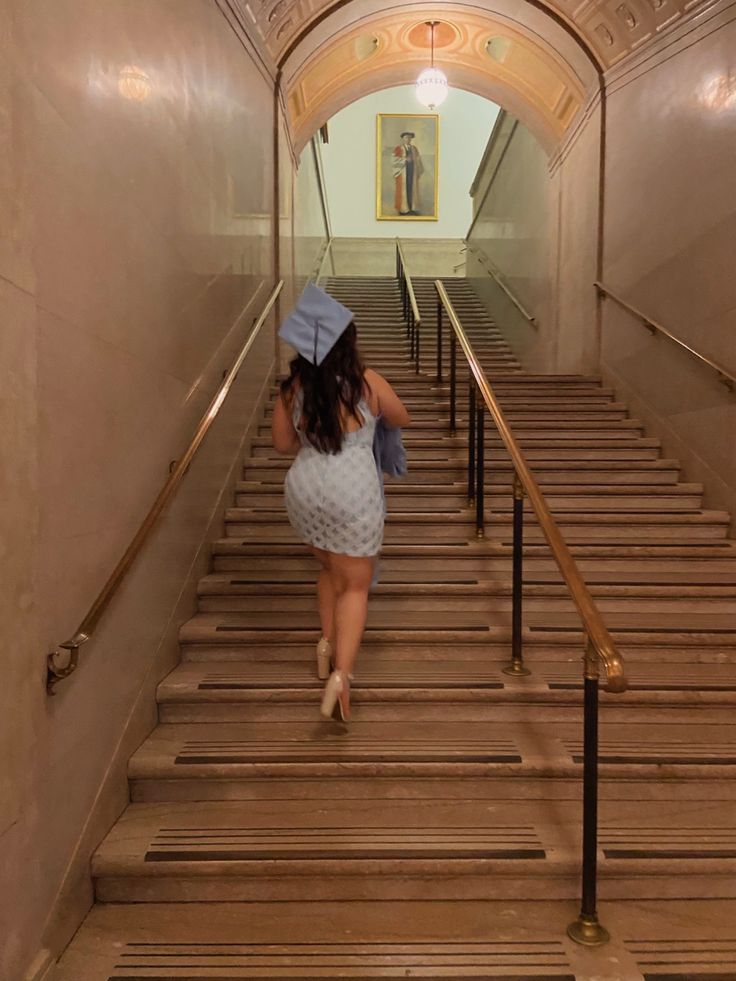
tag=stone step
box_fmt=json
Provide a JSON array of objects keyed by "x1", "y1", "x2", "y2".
[
  {"x1": 92, "y1": 796, "x2": 736, "y2": 902},
  {"x1": 253, "y1": 432, "x2": 659, "y2": 448},
  {"x1": 244, "y1": 459, "x2": 685, "y2": 481},
  {"x1": 157, "y1": 661, "x2": 736, "y2": 724},
  {"x1": 256, "y1": 450, "x2": 659, "y2": 472},
  {"x1": 265, "y1": 392, "x2": 626, "y2": 414},
  {"x1": 196, "y1": 590, "x2": 734, "y2": 615},
  {"x1": 198, "y1": 563, "x2": 736, "y2": 589},
  {"x1": 254, "y1": 446, "x2": 663, "y2": 462},
  {"x1": 183, "y1": 639, "x2": 736, "y2": 665},
  {"x1": 223, "y1": 511, "x2": 731, "y2": 540},
  {"x1": 246, "y1": 469, "x2": 685, "y2": 489},
  {"x1": 127, "y1": 718, "x2": 736, "y2": 803},
  {"x1": 209, "y1": 548, "x2": 736, "y2": 575},
  {"x1": 178, "y1": 610, "x2": 736, "y2": 648},
  {"x1": 234, "y1": 487, "x2": 705, "y2": 511},
  {"x1": 212, "y1": 538, "x2": 736, "y2": 562},
  {"x1": 53, "y1": 896, "x2": 736, "y2": 981}
]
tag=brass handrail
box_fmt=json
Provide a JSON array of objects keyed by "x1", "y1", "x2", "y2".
[
  {"x1": 435, "y1": 280, "x2": 626, "y2": 692},
  {"x1": 596, "y1": 281, "x2": 736, "y2": 391},
  {"x1": 46, "y1": 280, "x2": 284, "y2": 694},
  {"x1": 314, "y1": 236, "x2": 334, "y2": 286},
  {"x1": 463, "y1": 242, "x2": 537, "y2": 326},
  {"x1": 395, "y1": 239, "x2": 422, "y2": 372},
  {"x1": 395, "y1": 239, "x2": 421, "y2": 328}
]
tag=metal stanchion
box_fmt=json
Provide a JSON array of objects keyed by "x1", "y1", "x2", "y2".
[
  {"x1": 568, "y1": 638, "x2": 610, "y2": 947},
  {"x1": 436, "y1": 299, "x2": 443, "y2": 383},
  {"x1": 449, "y1": 332, "x2": 457, "y2": 435},
  {"x1": 475, "y1": 392, "x2": 484, "y2": 537},
  {"x1": 504, "y1": 472, "x2": 531, "y2": 677},
  {"x1": 467, "y1": 382, "x2": 476, "y2": 504}
]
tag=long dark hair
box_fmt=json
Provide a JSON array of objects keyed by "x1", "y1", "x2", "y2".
[{"x1": 281, "y1": 323, "x2": 368, "y2": 454}]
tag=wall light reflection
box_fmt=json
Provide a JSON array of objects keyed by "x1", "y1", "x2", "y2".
[{"x1": 699, "y1": 73, "x2": 736, "y2": 112}]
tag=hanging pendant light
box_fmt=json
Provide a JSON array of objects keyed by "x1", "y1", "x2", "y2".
[{"x1": 415, "y1": 21, "x2": 448, "y2": 109}]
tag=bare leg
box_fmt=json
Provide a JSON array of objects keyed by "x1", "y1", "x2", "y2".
[
  {"x1": 317, "y1": 568, "x2": 336, "y2": 643},
  {"x1": 328, "y1": 553, "x2": 375, "y2": 716},
  {"x1": 310, "y1": 547, "x2": 336, "y2": 643}
]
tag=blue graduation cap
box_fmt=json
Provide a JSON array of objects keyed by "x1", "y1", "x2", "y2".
[{"x1": 278, "y1": 283, "x2": 354, "y2": 366}]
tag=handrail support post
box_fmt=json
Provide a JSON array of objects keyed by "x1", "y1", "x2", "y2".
[
  {"x1": 436, "y1": 300, "x2": 443, "y2": 383},
  {"x1": 415, "y1": 313, "x2": 421, "y2": 374},
  {"x1": 568, "y1": 638, "x2": 610, "y2": 947},
  {"x1": 449, "y1": 332, "x2": 457, "y2": 434},
  {"x1": 475, "y1": 391, "x2": 484, "y2": 538},
  {"x1": 467, "y1": 381, "x2": 476, "y2": 504},
  {"x1": 503, "y1": 472, "x2": 531, "y2": 677}
]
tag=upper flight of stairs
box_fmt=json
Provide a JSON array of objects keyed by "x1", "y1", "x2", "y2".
[{"x1": 57, "y1": 275, "x2": 736, "y2": 981}]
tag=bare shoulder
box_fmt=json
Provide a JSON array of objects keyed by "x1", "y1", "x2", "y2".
[
  {"x1": 363, "y1": 367, "x2": 410, "y2": 427},
  {"x1": 364, "y1": 367, "x2": 388, "y2": 392}
]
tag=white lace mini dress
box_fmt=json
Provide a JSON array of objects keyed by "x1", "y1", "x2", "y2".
[{"x1": 284, "y1": 389, "x2": 384, "y2": 557}]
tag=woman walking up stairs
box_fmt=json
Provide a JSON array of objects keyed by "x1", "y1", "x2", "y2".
[{"x1": 272, "y1": 284, "x2": 410, "y2": 721}]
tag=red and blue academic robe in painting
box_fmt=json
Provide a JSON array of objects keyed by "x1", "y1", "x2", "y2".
[{"x1": 392, "y1": 143, "x2": 424, "y2": 215}]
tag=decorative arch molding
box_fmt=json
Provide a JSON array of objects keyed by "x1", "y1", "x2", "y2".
[
  {"x1": 233, "y1": 0, "x2": 701, "y2": 73},
  {"x1": 284, "y1": 8, "x2": 590, "y2": 154}
]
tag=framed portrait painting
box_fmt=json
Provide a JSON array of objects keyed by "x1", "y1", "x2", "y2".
[{"x1": 376, "y1": 113, "x2": 439, "y2": 221}]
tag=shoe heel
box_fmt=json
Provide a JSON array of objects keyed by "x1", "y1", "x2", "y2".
[{"x1": 320, "y1": 671, "x2": 348, "y2": 722}]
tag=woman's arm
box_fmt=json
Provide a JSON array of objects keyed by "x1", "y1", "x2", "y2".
[
  {"x1": 365, "y1": 368, "x2": 411, "y2": 428},
  {"x1": 271, "y1": 389, "x2": 301, "y2": 454}
]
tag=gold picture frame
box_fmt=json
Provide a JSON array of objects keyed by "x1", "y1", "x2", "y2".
[{"x1": 376, "y1": 113, "x2": 439, "y2": 221}]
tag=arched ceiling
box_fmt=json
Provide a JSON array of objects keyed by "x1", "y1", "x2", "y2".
[
  {"x1": 284, "y1": 9, "x2": 590, "y2": 152},
  {"x1": 230, "y1": 0, "x2": 700, "y2": 152},
  {"x1": 238, "y1": 0, "x2": 697, "y2": 71}
]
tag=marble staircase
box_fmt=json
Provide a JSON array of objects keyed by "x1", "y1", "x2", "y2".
[{"x1": 57, "y1": 276, "x2": 736, "y2": 981}]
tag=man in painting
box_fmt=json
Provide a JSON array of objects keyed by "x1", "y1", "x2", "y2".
[{"x1": 392, "y1": 131, "x2": 424, "y2": 216}]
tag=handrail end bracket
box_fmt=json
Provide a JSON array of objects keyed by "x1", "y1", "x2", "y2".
[
  {"x1": 603, "y1": 665, "x2": 627, "y2": 694},
  {"x1": 46, "y1": 632, "x2": 89, "y2": 694}
]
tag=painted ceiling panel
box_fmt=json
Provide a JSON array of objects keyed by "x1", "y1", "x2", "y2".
[
  {"x1": 239, "y1": 0, "x2": 703, "y2": 67},
  {"x1": 285, "y1": 9, "x2": 588, "y2": 152}
]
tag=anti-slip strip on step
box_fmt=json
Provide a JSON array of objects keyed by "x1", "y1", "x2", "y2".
[
  {"x1": 530, "y1": 626, "x2": 736, "y2": 635},
  {"x1": 197, "y1": 676, "x2": 505, "y2": 691},
  {"x1": 541, "y1": 665, "x2": 736, "y2": 692},
  {"x1": 173, "y1": 739, "x2": 522, "y2": 765},
  {"x1": 629, "y1": 938, "x2": 736, "y2": 979},
  {"x1": 227, "y1": 578, "x2": 482, "y2": 586},
  {"x1": 551, "y1": 682, "x2": 736, "y2": 692},
  {"x1": 108, "y1": 940, "x2": 574, "y2": 980},
  {"x1": 602, "y1": 828, "x2": 736, "y2": 859},
  {"x1": 565, "y1": 740, "x2": 736, "y2": 766},
  {"x1": 215, "y1": 626, "x2": 491, "y2": 634},
  {"x1": 143, "y1": 826, "x2": 546, "y2": 862}
]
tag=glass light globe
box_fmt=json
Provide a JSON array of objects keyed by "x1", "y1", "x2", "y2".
[{"x1": 415, "y1": 66, "x2": 448, "y2": 109}]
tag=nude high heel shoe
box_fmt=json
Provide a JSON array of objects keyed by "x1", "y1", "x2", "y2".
[
  {"x1": 320, "y1": 670, "x2": 349, "y2": 722},
  {"x1": 316, "y1": 637, "x2": 332, "y2": 680}
]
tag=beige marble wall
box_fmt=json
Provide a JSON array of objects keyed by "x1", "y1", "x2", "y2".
[
  {"x1": 549, "y1": 103, "x2": 601, "y2": 374},
  {"x1": 601, "y1": 1, "x2": 736, "y2": 516},
  {"x1": 466, "y1": 118, "x2": 555, "y2": 369},
  {"x1": 467, "y1": 122, "x2": 551, "y2": 322},
  {"x1": 279, "y1": 116, "x2": 298, "y2": 314},
  {"x1": 294, "y1": 139, "x2": 330, "y2": 285},
  {"x1": 463, "y1": 105, "x2": 600, "y2": 375},
  {"x1": 0, "y1": 2, "x2": 279, "y2": 977},
  {"x1": 329, "y1": 238, "x2": 465, "y2": 277}
]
